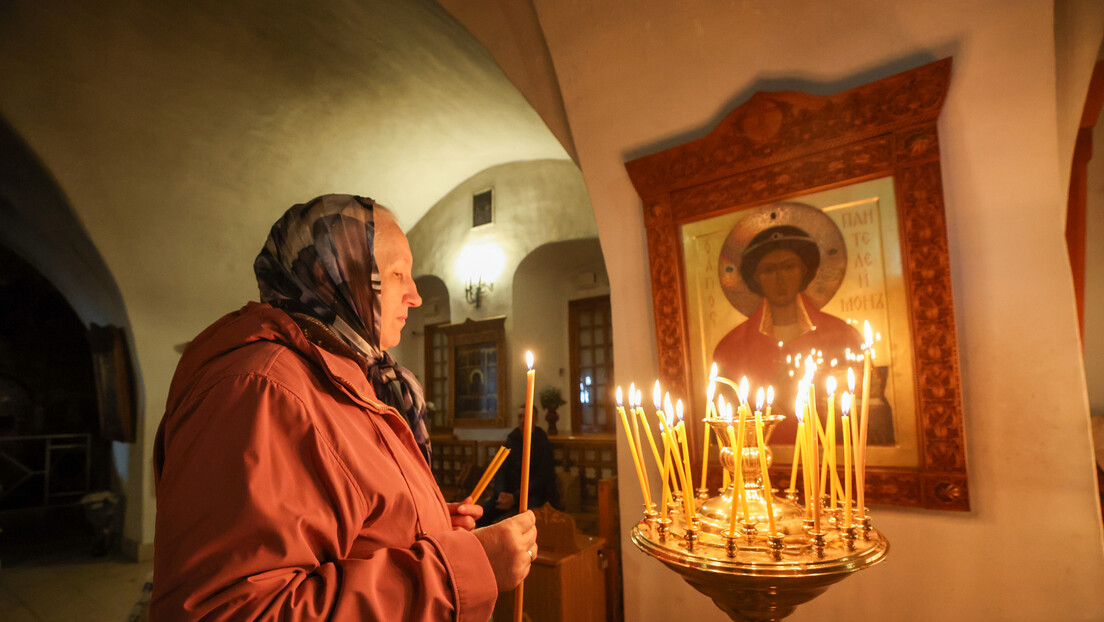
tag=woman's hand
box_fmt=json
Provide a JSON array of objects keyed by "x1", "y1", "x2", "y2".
[
  {"x1": 472, "y1": 510, "x2": 538, "y2": 592},
  {"x1": 447, "y1": 496, "x2": 483, "y2": 531}
]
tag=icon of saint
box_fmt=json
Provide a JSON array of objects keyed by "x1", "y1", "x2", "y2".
[{"x1": 712, "y1": 202, "x2": 862, "y2": 443}]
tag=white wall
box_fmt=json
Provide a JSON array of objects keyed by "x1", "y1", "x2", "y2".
[
  {"x1": 512, "y1": 238, "x2": 610, "y2": 436},
  {"x1": 404, "y1": 159, "x2": 602, "y2": 440},
  {"x1": 449, "y1": 0, "x2": 1104, "y2": 620}
]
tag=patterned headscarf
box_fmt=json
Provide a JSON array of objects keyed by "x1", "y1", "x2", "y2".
[{"x1": 253, "y1": 194, "x2": 430, "y2": 463}]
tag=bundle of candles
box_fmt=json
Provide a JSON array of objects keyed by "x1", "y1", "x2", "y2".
[{"x1": 618, "y1": 321, "x2": 883, "y2": 559}]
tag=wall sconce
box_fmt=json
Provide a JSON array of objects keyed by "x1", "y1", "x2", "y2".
[
  {"x1": 465, "y1": 276, "x2": 492, "y2": 308},
  {"x1": 456, "y1": 243, "x2": 505, "y2": 309}
]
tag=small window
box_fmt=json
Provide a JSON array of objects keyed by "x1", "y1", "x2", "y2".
[{"x1": 472, "y1": 189, "x2": 494, "y2": 228}]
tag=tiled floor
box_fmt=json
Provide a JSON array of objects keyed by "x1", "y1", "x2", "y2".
[
  {"x1": 1, "y1": 506, "x2": 151, "y2": 622},
  {"x1": 0, "y1": 554, "x2": 152, "y2": 622}
]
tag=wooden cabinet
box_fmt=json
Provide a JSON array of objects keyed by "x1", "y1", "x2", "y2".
[{"x1": 494, "y1": 505, "x2": 607, "y2": 622}]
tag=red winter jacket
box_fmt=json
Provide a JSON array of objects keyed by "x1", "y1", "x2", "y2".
[{"x1": 152, "y1": 302, "x2": 496, "y2": 620}]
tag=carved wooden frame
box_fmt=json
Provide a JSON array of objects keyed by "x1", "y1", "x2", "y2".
[{"x1": 625, "y1": 58, "x2": 968, "y2": 511}]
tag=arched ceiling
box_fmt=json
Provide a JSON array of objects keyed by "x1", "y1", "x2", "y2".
[{"x1": 0, "y1": 0, "x2": 570, "y2": 233}]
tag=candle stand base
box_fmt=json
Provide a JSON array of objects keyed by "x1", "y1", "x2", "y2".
[{"x1": 631, "y1": 510, "x2": 888, "y2": 621}]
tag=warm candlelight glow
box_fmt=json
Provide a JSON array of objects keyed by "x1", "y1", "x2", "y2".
[
  {"x1": 755, "y1": 387, "x2": 765, "y2": 412},
  {"x1": 653, "y1": 381, "x2": 662, "y2": 410},
  {"x1": 738, "y1": 376, "x2": 749, "y2": 405},
  {"x1": 526, "y1": 350, "x2": 534, "y2": 370},
  {"x1": 616, "y1": 385, "x2": 623, "y2": 405}
]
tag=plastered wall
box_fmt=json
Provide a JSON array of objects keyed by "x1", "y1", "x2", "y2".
[
  {"x1": 400, "y1": 159, "x2": 607, "y2": 440},
  {"x1": 451, "y1": 0, "x2": 1104, "y2": 619}
]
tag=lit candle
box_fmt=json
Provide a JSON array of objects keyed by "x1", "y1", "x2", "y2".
[
  {"x1": 701, "y1": 374, "x2": 717, "y2": 494},
  {"x1": 655, "y1": 384, "x2": 674, "y2": 510},
  {"x1": 788, "y1": 421, "x2": 803, "y2": 492},
  {"x1": 516, "y1": 351, "x2": 536, "y2": 622},
  {"x1": 520, "y1": 352, "x2": 536, "y2": 514},
  {"x1": 858, "y1": 321, "x2": 873, "y2": 515},
  {"x1": 629, "y1": 383, "x2": 645, "y2": 489},
  {"x1": 807, "y1": 391, "x2": 821, "y2": 532},
  {"x1": 795, "y1": 392, "x2": 812, "y2": 518},
  {"x1": 753, "y1": 399, "x2": 777, "y2": 536},
  {"x1": 663, "y1": 395, "x2": 694, "y2": 525},
  {"x1": 616, "y1": 386, "x2": 651, "y2": 508},
  {"x1": 841, "y1": 391, "x2": 854, "y2": 528},
  {"x1": 734, "y1": 382, "x2": 750, "y2": 520},
  {"x1": 725, "y1": 409, "x2": 740, "y2": 537},
  {"x1": 676, "y1": 400, "x2": 696, "y2": 523},
  {"x1": 847, "y1": 368, "x2": 858, "y2": 464},
  {"x1": 823, "y1": 376, "x2": 838, "y2": 508},
  {"x1": 719, "y1": 396, "x2": 731, "y2": 491},
  {"x1": 635, "y1": 390, "x2": 666, "y2": 504},
  {"x1": 765, "y1": 385, "x2": 774, "y2": 419}
]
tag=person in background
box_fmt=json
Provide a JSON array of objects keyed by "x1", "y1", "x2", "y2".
[
  {"x1": 152, "y1": 194, "x2": 536, "y2": 621},
  {"x1": 477, "y1": 404, "x2": 560, "y2": 527}
]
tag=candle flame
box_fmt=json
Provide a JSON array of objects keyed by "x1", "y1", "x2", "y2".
[
  {"x1": 526, "y1": 351, "x2": 534, "y2": 370},
  {"x1": 738, "y1": 376, "x2": 749, "y2": 405},
  {"x1": 709, "y1": 362, "x2": 718, "y2": 380},
  {"x1": 826, "y1": 375, "x2": 837, "y2": 395},
  {"x1": 676, "y1": 399, "x2": 684, "y2": 422},
  {"x1": 636, "y1": 388, "x2": 644, "y2": 409},
  {"x1": 616, "y1": 386, "x2": 623, "y2": 406},
  {"x1": 863, "y1": 320, "x2": 873, "y2": 348},
  {"x1": 707, "y1": 380, "x2": 716, "y2": 401},
  {"x1": 848, "y1": 367, "x2": 856, "y2": 393},
  {"x1": 653, "y1": 381, "x2": 662, "y2": 410},
  {"x1": 794, "y1": 394, "x2": 805, "y2": 422},
  {"x1": 755, "y1": 387, "x2": 764, "y2": 411},
  {"x1": 841, "y1": 391, "x2": 852, "y2": 416},
  {"x1": 663, "y1": 392, "x2": 673, "y2": 421},
  {"x1": 766, "y1": 385, "x2": 774, "y2": 406}
]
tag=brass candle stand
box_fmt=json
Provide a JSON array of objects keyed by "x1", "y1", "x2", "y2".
[{"x1": 631, "y1": 414, "x2": 888, "y2": 621}]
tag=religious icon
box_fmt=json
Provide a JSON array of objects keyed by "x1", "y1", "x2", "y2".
[
  {"x1": 711, "y1": 202, "x2": 866, "y2": 443},
  {"x1": 681, "y1": 179, "x2": 909, "y2": 458}
]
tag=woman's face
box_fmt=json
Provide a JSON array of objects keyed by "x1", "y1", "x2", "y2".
[
  {"x1": 753, "y1": 248, "x2": 806, "y2": 308},
  {"x1": 374, "y1": 213, "x2": 422, "y2": 350}
]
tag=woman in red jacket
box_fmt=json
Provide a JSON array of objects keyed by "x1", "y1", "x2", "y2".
[{"x1": 152, "y1": 194, "x2": 535, "y2": 620}]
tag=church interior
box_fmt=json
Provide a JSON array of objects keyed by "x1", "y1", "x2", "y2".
[{"x1": 1, "y1": 1, "x2": 1103, "y2": 620}]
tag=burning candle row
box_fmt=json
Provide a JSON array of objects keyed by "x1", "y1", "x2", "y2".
[
  {"x1": 785, "y1": 320, "x2": 877, "y2": 531},
  {"x1": 615, "y1": 382, "x2": 698, "y2": 528},
  {"x1": 616, "y1": 320, "x2": 880, "y2": 541}
]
